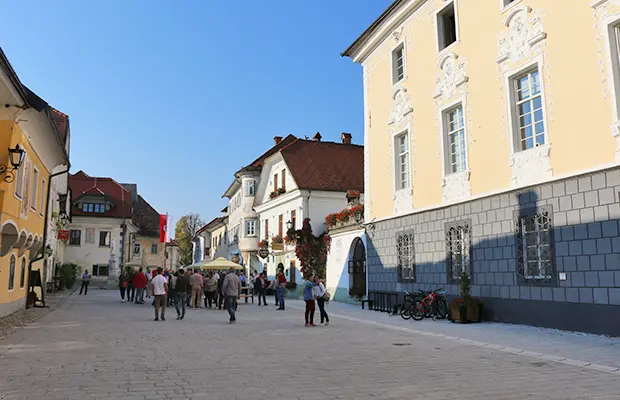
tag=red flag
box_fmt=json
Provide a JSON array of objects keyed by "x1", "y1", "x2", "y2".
[{"x1": 159, "y1": 214, "x2": 167, "y2": 243}]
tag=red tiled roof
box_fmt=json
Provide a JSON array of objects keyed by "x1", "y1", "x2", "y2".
[
  {"x1": 247, "y1": 134, "x2": 297, "y2": 168},
  {"x1": 280, "y1": 139, "x2": 364, "y2": 192},
  {"x1": 50, "y1": 108, "x2": 70, "y2": 146},
  {"x1": 69, "y1": 171, "x2": 132, "y2": 218}
]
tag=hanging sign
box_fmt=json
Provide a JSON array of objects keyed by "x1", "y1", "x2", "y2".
[
  {"x1": 258, "y1": 249, "x2": 270, "y2": 259},
  {"x1": 231, "y1": 254, "x2": 241, "y2": 264},
  {"x1": 58, "y1": 230, "x2": 70, "y2": 241}
]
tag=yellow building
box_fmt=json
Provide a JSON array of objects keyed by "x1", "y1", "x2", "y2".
[
  {"x1": 344, "y1": 0, "x2": 620, "y2": 335},
  {"x1": 0, "y1": 49, "x2": 70, "y2": 317}
]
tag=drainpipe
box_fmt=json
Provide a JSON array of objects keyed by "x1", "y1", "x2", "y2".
[{"x1": 27, "y1": 166, "x2": 70, "y2": 308}]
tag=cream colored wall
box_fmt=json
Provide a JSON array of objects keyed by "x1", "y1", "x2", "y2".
[{"x1": 362, "y1": 0, "x2": 618, "y2": 220}]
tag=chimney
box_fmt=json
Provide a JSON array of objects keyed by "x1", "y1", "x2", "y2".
[
  {"x1": 312, "y1": 132, "x2": 322, "y2": 141},
  {"x1": 273, "y1": 136, "x2": 283, "y2": 145},
  {"x1": 341, "y1": 132, "x2": 352, "y2": 144}
]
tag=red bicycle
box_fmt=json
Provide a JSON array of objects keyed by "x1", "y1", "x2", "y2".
[{"x1": 411, "y1": 288, "x2": 448, "y2": 320}]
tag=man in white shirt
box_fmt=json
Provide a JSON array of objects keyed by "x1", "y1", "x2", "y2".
[{"x1": 151, "y1": 267, "x2": 168, "y2": 321}]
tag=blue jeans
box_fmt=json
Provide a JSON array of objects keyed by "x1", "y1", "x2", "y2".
[
  {"x1": 134, "y1": 288, "x2": 144, "y2": 303},
  {"x1": 276, "y1": 288, "x2": 285, "y2": 309},
  {"x1": 175, "y1": 292, "x2": 187, "y2": 317},
  {"x1": 226, "y1": 295, "x2": 238, "y2": 322}
]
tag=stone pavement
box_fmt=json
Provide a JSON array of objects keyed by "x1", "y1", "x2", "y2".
[{"x1": 0, "y1": 291, "x2": 619, "y2": 400}]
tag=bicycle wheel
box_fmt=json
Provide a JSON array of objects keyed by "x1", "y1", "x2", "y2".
[
  {"x1": 400, "y1": 300, "x2": 413, "y2": 320},
  {"x1": 433, "y1": 297, "x2": 448, "y2": 320},
  {"x1": 425, "y1": 300, "x2": 435, "y2": 318},
  {"x1": 411, "y1": 299, "x2": 426, "y2": 321}
]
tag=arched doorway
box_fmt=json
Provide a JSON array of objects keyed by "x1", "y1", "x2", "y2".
[{"x1": 348, "y1": 238, "x2": 366, "y2": 297}]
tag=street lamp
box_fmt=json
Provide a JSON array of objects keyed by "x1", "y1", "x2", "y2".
[
  {"x1": 286, "y1": 220, "x2": 293, "y2": 230},
  {"x1": 353, "y1": 209, "x2": 363, "y2": 224},
  {"x1": 0, "y1": 145, "x2": 26, "y2": 183}
]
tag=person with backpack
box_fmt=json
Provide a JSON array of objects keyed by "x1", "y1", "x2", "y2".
[{"x1": 314, "y1": 275, "x2": 329, "y2": 326}]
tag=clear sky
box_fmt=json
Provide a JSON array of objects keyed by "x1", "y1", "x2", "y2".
[{"x1": 0, "y1": 0, "x2": 390, "y2": 227}]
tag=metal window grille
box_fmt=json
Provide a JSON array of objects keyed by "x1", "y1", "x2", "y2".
[
  {"x1": 397, "y1": 230, "x2": 415, "y2": 282},
  {"x1": 516, "y1": 207, "x2": 554, "y2": 284},
  {"x1": 445, "y1": 220, "x2": 471, "y2": 283}
]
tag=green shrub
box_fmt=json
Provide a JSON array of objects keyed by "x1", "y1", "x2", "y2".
[{"x1": 58, "y1": 263, "x2": 81, "y2": 290}]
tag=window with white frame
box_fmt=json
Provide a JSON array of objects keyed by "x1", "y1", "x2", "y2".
[
  {"x1": 245, "y1": 180, "x2": 256, "y2": 196},
  {"x1": 397, "y1": 230, "x2": 415, "y2": 282},
  {"x1": 133, "y1": 242, "x2": 141, "y2": 256},
  {"x1": 437, "y1": 1, "x2": 457, "y2": 51},
  {"x1": 394, "y1": 132, "x2": 410, "y2": 191},
  {"x1": 31, "y1": 168, "x2": 38, "y2": 210},
  {"x1": 513, "y1": 69, "x2": 545, "y2": 151},
  {"x1": 245, "y1": 219, "x2": 256, "y2": 237},
  {"x1": 392, "y1": 43, "x2": 405, "y2": 84},
  {"x1": 515, "y1": 206, "x2": 554, "y2": 284},
  {"x1": 14, "y1": 158, "x2": 24, "y2": 198},
  {"x1": 444, "y1": 105, "x2": 467, "y2": 174}
]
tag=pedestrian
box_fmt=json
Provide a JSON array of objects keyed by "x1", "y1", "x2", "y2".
[
  {"x1": 255, "y1": 272, "x2": 267, "y2": 306},
  {"x1": 314, "y1": 275, "x2": 329, "y2": 326},
  {"x1": 132, "y1": 268, "x2": 147, "y2": 304},
  {"x1": 190, "y1": 269, "x2": 204, "y2": 308},
  {"x1": 204, "y1": 272, "x2": 217, "y2": 308},
  {"x1": 221, "y1": 266, "x2": 241, "y2": 324},
  {"x1": 303, "y1": 276, "x2": 316, "y2": 327},
  {"x1": 174, "y1": 269, "x2": 189, "y2": 320},
  {"x1": 276, "y1": 271, "x2": 287, "y2": 311},
  {"x1": 119, "y1": 271, "x2": 129, "y2": 303},
  {"x1": 151, "y1": 267, "x2": 168, "y2": 321},
  {"x1": 168, "y1": 271, "x2": 177, "y2": 307},
  {"x1": 78, "y1": 270, "x2": 90, "y2": 295},
  {"x1": 127, "y1": 268, "x2": 135, "y2": 302},
  {"x1": 145, "y1": 268, "x2": 152, "y2": 298},
  {"x1": 217, "y1": 271, "x2": 227, "y2": 309}
]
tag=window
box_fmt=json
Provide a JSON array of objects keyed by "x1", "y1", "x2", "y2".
[
  {"x1": 392, "y1": 43, "x2": 405, "y2": 84},
  {"x1": 445, "y1": 221, "x2": 471, "y2": 283},
  {"x1": 395, "y1": 132, "x2": 410, "y2": 190},
  {"x1": 69, "y1": 229, "x2": 81, "y2": 246},
  {"x1": 397, "y1": 231, "x2": 415, "y2": 282},
  {"x1": 39, "y1": 179, "x2": 45, "y2": 215},
  {"x1": 278, "y1": 215, "x2": 283, "y2": 237},
  {"x1": 516, "y1": 207, "x2": 554, "y2": 284},
  {"x1": 444, "y1": 105, "x2": 467, "y2": 173},
  {"x1": 14, "y1": 158, "x2": 24, "y2": 198},
  {"x1": 281, "y1": 169, "x2": 286, "y2": 190},
  {"x1": 19, "y1": 258, "x2": 26, "y2": 289},
  {"x1": 151, "y1": 244, "x2": 158, "y2": 254},
  {"x1": 8, "y1": 255, "x2": 15, "y2": 290},
  {"x1": 92, "y1": 265, "x2": 109, "y2": 276},
  {"x1": 274, "y1": 173, "x2": 279, "y2": 192},
  {"x1": 437, "y1": 1, "x2": 457, "y2": 51},
  {"x1": 245, "y1": 220, "x2": 257, "y2": 237},
  {"x1": 80, "y1": 203, "x2": 106, "y2": 213},
  {"x1": 291, "y1": 210, "x2": 296, "y2": 230},
  {"x1": 513, "y1": 69, "x2": 545, "y2": 151},
  {"x1": 133, "y1": 242, "x2": 141, "y2": 256},
  {"x1": 31, "y1": 168, "x2": 38, "y2": 210},
  {"x1": 264, "y1": 219, "x2": 269, "y2": 240},
  {"x1": 99, "y1": 231, "x2": 111, "y2": 247},
  {"x1": 245, "y1": 180, "x2": 256, "y2": 196}
]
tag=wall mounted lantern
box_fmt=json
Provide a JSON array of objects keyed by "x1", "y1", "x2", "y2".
[{"x1": 1, "y1": 145, "x2": 26, "y2": 183}]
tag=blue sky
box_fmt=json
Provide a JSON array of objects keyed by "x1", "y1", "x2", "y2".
[{"x1": 0, "y1": 0, "x2": 389, "y2": 227}]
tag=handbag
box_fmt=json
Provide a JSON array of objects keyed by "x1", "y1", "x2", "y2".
[{"x1": 322, "y1": 291, "x2": 331, "y2": 302}]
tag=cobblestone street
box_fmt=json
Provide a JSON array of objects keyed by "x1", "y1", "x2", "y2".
[{"x1": 0, "y1": 291, "x2": 619, "y2": 400}]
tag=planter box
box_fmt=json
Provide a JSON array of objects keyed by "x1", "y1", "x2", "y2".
[
  {"x1": 271, "y1": 243, "x2": 284, "y2": 251},
  {"x1": 448, "y1": 299, "x2": 483, "y2": 324}
]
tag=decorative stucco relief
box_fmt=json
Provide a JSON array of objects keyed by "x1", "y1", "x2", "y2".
[
  {"x1": 591, "y1": 0, "x2": 620, "y2": 10},
  {"x1": 509, "y1": 144, "x2": 552, "y2": 187},
  {"x1": 442, "y1": 170, "x2": 471, "y2": 204},
  {"x1": 389, "y1": 88, "x2": 413, "y2": 126},
  {"x1": 497, "y1": 6, "x2": 547, "y2": 64},
  {"x1": 434, "y1": 53, "x2": 469, "y2": 100}
]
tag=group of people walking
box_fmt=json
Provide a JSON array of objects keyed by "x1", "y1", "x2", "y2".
[{"x1": 115, "y1": 265, "x2": 330, "y2": 326}]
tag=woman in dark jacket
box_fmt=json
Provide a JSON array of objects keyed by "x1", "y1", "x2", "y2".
[{"x1": 119, "y1": 272, "x2": 129, "y2": 303}]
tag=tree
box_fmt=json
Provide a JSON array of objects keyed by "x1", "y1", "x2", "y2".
[
  {"x1": 286, "y1": 218, "x2": 331, "y2": 279},
  {"x1": 174, "y1": 213, "x2": 204, "y2": 266}
]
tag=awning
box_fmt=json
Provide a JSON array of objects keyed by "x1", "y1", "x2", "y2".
[{"x1": 200, "y1": 257, "x2": 244, "y2": 271}]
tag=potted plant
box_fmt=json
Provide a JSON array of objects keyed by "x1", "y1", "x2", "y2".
[
  {"x1": 325, "y1": 213, "x2": 338, "y2": 228},
  {"x1": 277, "y1": 187, "x2": 286, "y2": 195},
  {"x1": 271, "y1": 235, "x2": 284, "y2": 250},
  {"x1": 448, "y1": 271, "x2": 483, "y2": 323},
  {"x1": 258, "y1": 239, "x2": 269, "y2": 249}
]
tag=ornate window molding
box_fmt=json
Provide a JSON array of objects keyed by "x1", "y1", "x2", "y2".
[
  {"x1": 389, "y1": 88, "x2": 413, "y2": 126},
  {"x1": 496, "y1": 6, "x2": 547, "y2": 64},
  {"x1": 514, "y1": 205, "x2": 556, "y2": 286},
  {"x1": 445, "y1": 220, "x2": 472, "y2": 283},
  {"x1": 504, "y1": 56, "x2": 552, "y2": 187},
  {"x1": 438, "y1": 95, "x2": 471, "y2": 202},
  {"x1": 389, "y1": 87, "x2": 414, "y2": 216},
  {"x1": 397, "y1": 229, "x2": 415, "y2": 282},
  {"x1": 433, "y1": 52, "x2": 469, "y2": 100}
]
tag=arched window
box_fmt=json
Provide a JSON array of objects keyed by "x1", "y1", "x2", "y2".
[
  {"x1": 20, "y1": 258, "x2": 26, "y2": 289},
  {"x1": 8, "y1": 254, "x2": 15, "y2": 290}
]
